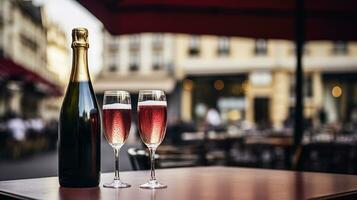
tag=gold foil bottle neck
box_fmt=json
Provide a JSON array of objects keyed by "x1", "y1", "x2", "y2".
[{"x1": 72, "y1": 28, "x2": 89, "y2": 48}]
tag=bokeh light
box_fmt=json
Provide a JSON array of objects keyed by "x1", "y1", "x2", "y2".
[{"x1": 332, "y1": 85, "x2": 342, "y2": 98}]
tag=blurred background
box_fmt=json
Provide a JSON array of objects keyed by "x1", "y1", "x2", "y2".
[{"x1": 1, "y1": 0, "x2": 357, "y2": 180}]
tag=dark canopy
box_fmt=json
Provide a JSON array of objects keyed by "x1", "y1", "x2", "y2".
[
  {"x1": 0, "y1": 58, "x2": 62, "y2": 96},
  {"x1": 77, "y1": 0, "x2": 357, "y2": 41}
]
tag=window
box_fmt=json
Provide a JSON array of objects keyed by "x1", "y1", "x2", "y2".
[
  {"x1": 20, "y1": 34, "x2": 38, "y2": 52},
  {"x1": 217, "y1": 37, "x2": 230, "y2": 56},
  {"x1": 108, "y1": 43, "x2": 118, "y2": 54},
  {"x1": 108, "y1": 65, "x2": 117, "y2": 72},
  {"x1": 129, "y1": 34, "x2": 140, "y2": 71},
  {"x1": 254, "y1": 39, "x2": 267, "y2": 55},
  {"x1": 188, "y1": 35, "x2": 200, "y2": 56},
  {"x1": 166, "y1": 63, "x2": 174, "y2": 75},
  {"x1": 333, "y1": 41, "x2": 348, "y2": 55},
  {"x1": 152, "y1": 51, "x2": 163, "y2": 70},
  {"x1": 129, "y1": 34, "x2": 140, "y2": 50},
  {"x1": 152, "y1": 33, "x2": 163, "y2": 50},
  {"x1": 129, "y1": 52, "x2": 140, "y2": 72}
]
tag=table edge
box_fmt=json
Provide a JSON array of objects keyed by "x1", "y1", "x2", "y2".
[
  {"x1": 2, "y1": 167, "x2": 357, "y2": 200},
  {"x1": 0, "y1": 190, "x2": 35, "y2": 200},
  {"x1": 311, "y1": 189, "x2": 357, "y2": 200}
]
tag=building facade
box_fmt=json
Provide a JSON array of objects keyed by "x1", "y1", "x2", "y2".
[
  {"x1": 45, "y1": 21, "x2": 69, "y2": 85},
  {"x1": 40, "y1": 20, "x2": 69, "y2": 120},
  {"x1": 95, "y1": 31, "x2": 178, "y2": 119},
  {"x1": 95, "y1": 31, "x2": 176, "y2": 92},
  {"x1": 176, "y1": 35, "x2": 357, "y2": 129},
  {"x1": 0, "y1": 0, "x2": 62, "y2": 119},
  {"x1": 97, "y1": 30, "x2": 357, "y2": 129}
]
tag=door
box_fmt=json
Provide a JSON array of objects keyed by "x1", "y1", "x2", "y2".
[{"x1": 253, "y1": 97, "x2": 270, "y2": 129}]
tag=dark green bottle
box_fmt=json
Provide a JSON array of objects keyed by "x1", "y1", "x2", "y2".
[{"x1": 59, "y1": 28, "x2": 101, "y2": 187}]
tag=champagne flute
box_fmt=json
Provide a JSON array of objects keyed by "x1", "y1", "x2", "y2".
[
  {"x1": 138, "y1": 90, "x2": 167, "y2": 189},
  {"x1": 103, "y1": 91, "x2": 131, "y2": 188}
]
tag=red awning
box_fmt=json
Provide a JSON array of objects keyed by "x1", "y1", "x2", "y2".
[
  {"x1": 76, "y1": 0, "x2": 357, "y2": 41},
  {"x1": 0, "y1": 58, "x2": 62, "y2": 96}
]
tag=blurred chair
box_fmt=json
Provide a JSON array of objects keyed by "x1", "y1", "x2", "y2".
[
  {"x1": 165, "y1": 120, "x2": 197, "y2": 145},
  {"x1": 156, "y1": 144, "x2": 205, "y2": 167},
  {"x1": 297, "y1": 142, "x2": 356, "y2": 174},
  {"x1": 128, "y1": 146, "x2": 203, "y2": 171},
  {"x1": 127, "y1": 148, "x2": 151, "y2": 170}
]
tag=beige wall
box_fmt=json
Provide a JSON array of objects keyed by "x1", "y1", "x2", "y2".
[
  {"x1": 96, "y1": 31, "x2": 357, "y2": 126},
  {"x1": 101, "y1": 32, "x2": 175, "y2": 76},
  {"x1": 0, "y1": 1, "x2": 64, "y2": 119},
  {"x1": 174, "y1": 34, "x2": 357, "y2": 126},
  {"x1": 0, "y1": 1, "x2": 59, "y2": 85},
  {"x1": 271, "y1": 71, "x2": 290, "y2": 128},
  {"x1": 181, "y1": 88, "x2": 192, "y2": 122},
  {"x1": 46, "y1": 22, "x2": 70, "y2": 85},
  {"x1": 96, "y1": 32, "x2": 177, "y2": 93}
]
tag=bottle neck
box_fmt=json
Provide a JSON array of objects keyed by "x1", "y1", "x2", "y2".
[{"x1": 70, "y1": 46, "x2": 90, "y2": 82}]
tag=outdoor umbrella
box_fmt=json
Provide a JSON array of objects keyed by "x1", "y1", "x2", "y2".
[{"x1": 76, "y1": 0, "x2": 357, "y2": 40}]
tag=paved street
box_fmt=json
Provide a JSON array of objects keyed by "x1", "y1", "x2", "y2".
[{"x1": 0, "y1": 141, "x2": 141, "y2": 181}]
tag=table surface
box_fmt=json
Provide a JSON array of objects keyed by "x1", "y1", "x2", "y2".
[{"x1": 1, "y1": 167, "x2": 357, "y2": 200}]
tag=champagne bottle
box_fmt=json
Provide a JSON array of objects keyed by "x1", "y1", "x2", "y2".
[{"x1": 59, "y1": 28, "x2": 101, "y2": 187}]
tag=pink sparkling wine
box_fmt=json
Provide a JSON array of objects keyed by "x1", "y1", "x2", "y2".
[
  {"x1": 103, "y1": 103, "x2": 131, "y2": 148},
  {"x1": 138, "y1": 101, "x2": 167, "y2": 147}
]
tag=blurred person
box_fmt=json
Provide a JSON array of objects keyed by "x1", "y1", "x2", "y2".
[
  {"x1": 205, "y1": 107, "x2": 225, "y2": 134},
  {"x1": 206, "y1": 107, "x2": 222, "y2": 127},
  {"x1": 241, "y1": 120, "x2": 252, "y2": 131},
  {"x1": 319, "y1": 108, "x2": 327, "y2": 126},
  {"x1": 29, "y1": 118, "x2": 45, "y2": 133},
  {"x1": 7, "y1": 114, "x2": 27, "y2": 141}
]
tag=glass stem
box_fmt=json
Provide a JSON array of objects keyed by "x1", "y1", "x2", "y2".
[
  {"x1": 114, "y1": 147, "x2": 120, "y2": 180},
  {"x1": 149, "y1": 147, "x2": 157, "y2": 181}
]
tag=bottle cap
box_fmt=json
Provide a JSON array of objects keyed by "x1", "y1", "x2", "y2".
[{"x1": 72, "y1": 28, "x2": 89, "y2": 48}]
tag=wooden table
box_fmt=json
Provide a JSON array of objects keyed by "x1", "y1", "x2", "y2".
[{"x1": 1, "y1": 167, "x2": 357, "y2": 200}]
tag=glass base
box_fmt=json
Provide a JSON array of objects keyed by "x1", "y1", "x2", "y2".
[
  {"x1": 103, "y1": 179, "x2": 131, "y2": 188},
  {"x1": 140, "y1": 180, "x2": 167, "y2": 189}
]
